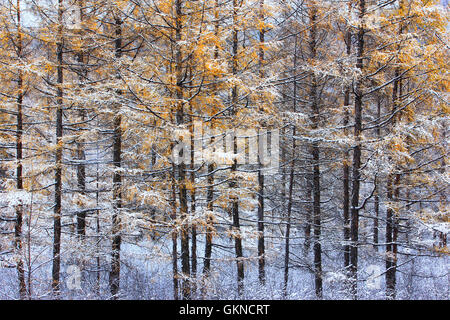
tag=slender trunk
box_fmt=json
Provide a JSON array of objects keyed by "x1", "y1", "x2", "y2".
[
  {"x1": 284, "y1": 133, "x2": 295, "y2": 297},
  {"x1": 171, "y1": 163, "x2": 179, "y2": 300},
  {"x1": 26, "y1": 192, "x2": 32, "y2": 298},
  {"x1": 374, "y1": 96, "x2": 381, "y2": 249},
  {"x1": 189, "y1": 94, "x2": 197, "y2": 295},
  {"x1": 52, "y1": 0, "x2": 64, "y2": 295},
  {"x1": 202, "y1": 135, "x2": 214, "y2": 276},
  {"x1": 15, "y1": 0, "x2": 26, "y2": 298},
  {"x1": 343, "y1": 3, "x2": 352, "y2": 269},
  {"x1": 95, "y1": 133, "x2": 101, "y2": 296},
  {"x1": 232, "y1": 189, "x2": 244, "y2": 296},
  {"x1": 109, "y1": 15, "x2": 123, "y2": 300},
  {"x1": 281, "y1": 125, "x2": 286, "y2": 203},
  {"x1": 284, "y1": 36, "x2": 298, "y2": 297},
  {"x1": 76, "y1": 122, "x2": 86, "y2": 237},
  {"x1": 438, "y1": 124, "x2": 447, "y2": 248},
  {"x1": 150, "y1": 145, "x2": 157, "y2": 240},
  {"x1": 174, "y1": 0, "x2": 190, "y2": 300},
  {"x1": 304, "y1": 182, "x2": 312, "y2": 252},
  {"x1": 386, "y1": 175, "x2": 395, "y2": 298},
  {"x1": 231, "y1": 0, "x2": 244, "y2": 296},
  {"x1": 343, "y1": 115, "x2": 350, "y2": 268},
  {"x1": 392, "y1": 173, "x2": 400, "y2": 290},
  {"x1": 202, "y1": 124, "x2": 215, "y2": 296},
  {"x1": 190, "y1": 179, "x2": 197, "y2": 294},
  {"x1": 309, "y1": 5, "x2": 322, "y2": 299},
  {"x1": 76, "y1": 1, "x2": 86, "y2": 237},
  {"x1": 202, "y1": 1, "x2": 219, "y2": 286},
  {"x1": 374, "y1": 186, "x2": 380, "y2": 247},
  {"x1": 312, "y1": 144, "x2": 322, "y2": 299},
  {"x1": 386, "y1": 75, "x2": 401, "y2": 300},
  {"x1": 257, "y1": 0, "x2": 266, "y2": 286},
  {"x1": 386, "y1": 2, "x2": 404, "y2": 297},
  {"x1": 257, "y1": 144, "x2": 265, "y2": 286},
  {"x1": 349, "y1": 0, "x2": 365, "y2": 299}
]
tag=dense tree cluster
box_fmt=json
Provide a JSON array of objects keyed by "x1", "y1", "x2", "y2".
[{"x1": 0, "y1": 0, "x2": 448, "y2": 300}]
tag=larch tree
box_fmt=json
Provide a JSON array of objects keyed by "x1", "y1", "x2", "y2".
[{"x1": 0, "y1": 0, "x2": 447, "y2": 301}]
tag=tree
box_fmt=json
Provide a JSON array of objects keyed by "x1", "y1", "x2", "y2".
[
  {"x1": 349, "y1": 0, "x2": 366, "y2": 299},
  {"x1": 0, "y1": 0, "x2": 447, "y2": 301}
]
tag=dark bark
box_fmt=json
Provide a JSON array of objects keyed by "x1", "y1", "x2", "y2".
[
  {"x1": 171, "y1": 163, "x2": 179, "y2": 300},
  {"x1": 312, "y1": 143, "x2": 322, "y2": 299},
  {"x1": 374, "y1": 96, "x2": 381, "y2": 249},
  {"x1": 76, "y1": 135, "x2": 86, "y2": 236},
  {"x1": 343, "y1": 7, "x2": 352, "y2": 270},
  {"x1": 231, "y1": 0, "x2": 244, "y2": 296},
  {"x1": 349, "y1": 0, "x2": 365, "y2": 299},
  {"x1": 257, "y1": 164, "x2": 265, "y2": 285},
  {"x1": 202, "y1": 167, "x2": 214, "y2": 273},
  {"x1": 95, "y1": 145, "x2": 101, "y2": 296},
  {"x1": 202, "y1": 1, "x2": 219, "y2": 285},
  {"x1": 309, "y1": 6, "x2": 322, "y2": 299},
  {"x1": 174, "y1": 0, "x2": 191, "y2": 300},
  {"x1": 203, "y1": 131, "x2": 214, "y2": 277},
  {"x1": 257, "y1": 0, "x2": 266, "y2": 286},
  {"x1": 385, "y1": 175, "x2": 395, "y2": 298},
  {"x1": 283, "y1": 35, "x2": 298, "y2": 297},
  {"x1": 76, "y1": 2, "x2": 86, "y2": 237},
  {"x1": 15, "y1": 0, "x2": 26, "y2": 299},
  {"x1": 109, "y1": 15, "x2": 123, "y2": 300},
  {"x1": 189, "y1": 90, "x2": 197, "y2": 295},
  {"x1": 52, "y1": 0, "x2": 64, "y2": 296},
  {"x1": 283, "y1": 130, "x2": 295, "y2": 297},
  {"x1": 386, "y1": 3, "x2": 404, "y2": 297},
  {"x1": 386, "y1": 75, "x2": 401, "y2": 300}
]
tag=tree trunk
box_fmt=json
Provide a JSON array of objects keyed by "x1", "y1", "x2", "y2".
[
  {"x1": 171, "y1": 163, "x2": 179, "y2": 300},
  {"x1": 386, "y1": 74, "x2": 401, "y2": 300},
  {"x1": 15, "y1": 0, "x2": 26, "y2": 298},
  {"x1": 202, "y1": 123, "x2": 215, "y2": 289},
  {"x1": 374, "y1": 95, "x2": 381, "y2": 249},
  {"x1": 309, "y1": 5, "x2": 322, "y2": 299},
  {"x1": 257, "y1": 0, "x2": 266, "y2": 286},
  {"x1": 52, "y1": 0, "x2": 64, "y2": 296},
  {"x1": 189, "y1": 93, "x2": 197, "y2": 295},
  {"x1": 109, "y1": 15, "x2": 123, "y2": 300},
  {"x1": 174, "y1": 0, "x2": 191, "y2": 300},
  {"x1": 385, "y1": 175, "x2": 395, "y2": 298},
  {"x1": 349, "y1": 0, "x2": 365, "y2": 300},
  {"x1": 76, "y1": 1, "x2": 86, "y2": 237},
  {"x1": 284, "y1": 35, "x2": 298, "y2": 297},
  {"x1": 343, "y1": 3, "x2": 352, "y2": 270},
  {"x1": 231, "y1": 0, "x2": 244, "y2": 296},
  {"x1": 202, "y1": 1, "x2": 219, "y2": 288},
  {"x1": 386, "y1": 2, "x2": 404, "y2": 297},
  {"x1": 202, "y1": 156, "x2": 214, "y2": 274}
]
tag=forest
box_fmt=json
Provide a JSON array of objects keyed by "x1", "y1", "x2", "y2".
[{"x1": 0, "y1": 0, "x2": 448, "y2": 300}]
